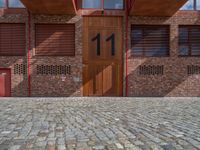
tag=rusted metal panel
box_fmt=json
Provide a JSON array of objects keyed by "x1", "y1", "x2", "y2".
[
  {"x1": 20, "y1": 0, "x2": 76, "y2": 15},
  {"x1": 0, "y1": 23, "x2": 25, "y2": 56},
  {"x1": 0, "y1": 69, "x2": 11, "y2": 97},
  {"x1": 131, "y1": 25, "x2": 170, "y2": 57},
  {"x1": 35, "y1": 24, "x2": 75, "y2": 56},
  {"x1": 129, "y1": 0, "x2": 187, "y2": 16}
]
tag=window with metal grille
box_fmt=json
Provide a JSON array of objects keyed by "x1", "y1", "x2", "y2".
[
  {"x1": 36, "y1": 65, "x2": 71, "y2": 75},
  {"x1": 188, "y1": 65, "x2": 200, "y2": 75},
  {"x1": 0, "y1": 24, "x2": 26, "y2": 56},
  {"x1": 35, "y1": 24, "x2": 75, "y2": 56},
  {"x1": 139, "y1": 65, "x2": 164, "y2": 76},
  {"x1": 131, "y1": 25, "x2": 170, "y2": 57},
  {"x1": 179, "y1": 26, "x2": 200, "y2": 56},
  {"x1": 14, "y1": 64, "x2": 26, "y2": 75}
]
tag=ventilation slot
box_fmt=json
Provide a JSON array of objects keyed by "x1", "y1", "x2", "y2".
[
  {"x1": 188, "y1": 65, "x2": 200, "y2": 75},
  {"x1": 37, "y1": 65, "x2": 71, "y2": 75},
  {"x1": 14, "y1": 64, "x2": 26, "y2": 75},
  {"x1": 139, "y1": 65, "x2": 164, "y2": 76}
]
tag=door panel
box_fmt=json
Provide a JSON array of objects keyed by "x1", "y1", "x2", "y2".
[
  {"x1": 88, "y1": 30, "x2": 104, "y2": 61},
  {"x1": 104, "y1": 29, "x2": 122, "y2": 61},
  {"x1": 103, "y1": 64, "x2": 118, "y2": 96},
  {"x1": 0, "y1": 69, "x2": 11, "y2": 97},
  {"x1": 83, "y1": 17, "x2": 123, "y2": 96},
  {"x1": 88, "y1": 64, "x2": 103, "y2": 96}
]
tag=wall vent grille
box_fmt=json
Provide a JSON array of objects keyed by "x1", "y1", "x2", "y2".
[
  {"x1": 188, "y1": 65, "x2": 200, "y2": 75},
  {"x1": 14, "y1": 64, "x2": 26, "y2": 75},
  {"x1": 139, "y1": 65, "x2": 164, "y2": 75},
  {"x1": 36, "y1": 65, "x2": 71, "y2": 75}
]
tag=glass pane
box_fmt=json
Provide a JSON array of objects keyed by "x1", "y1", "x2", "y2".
[
  {"x1": 132, "y1": 29, "x2": 143, "y2": 43},
  {"x1": 82, "y1": 0, "x2": 101, "y2": 8},
  {"x1": 8, "y1": 0, "x2": 25, "y2": 8},
  {"x1": 180, "y1": 0, "x2": 194, "y2": 10},
  {"x1": 104, "y1": 0, "x2": 124, "y2": 9},
  {"x1": 132, "y1": 47, "x2": 143, "y2": 56},
  {"x1": 179, "y1": 27, "x2": 188, "y2": 43},
  {"x1": 0, "y1": 0, "x2": 6, "y2": 7},
  {"x1": 191, "y1": 43, "x2": 200, "y2": 55},
  {"x1": 197, "y1": 0, "x2": 200, "y2": 10},
  {"x1": 179, "y1": 45, "x2": 189, "y2": 55},
  {"x1": 145, "y1": 47, "x2": 168, "y2": 56}
]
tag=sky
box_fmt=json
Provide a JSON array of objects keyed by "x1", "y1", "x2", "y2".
[
  {"x1": 0, "y1": 0, "x2": 24, "y2": 7},
  {"x1": 8, "y1": 0, "x2": 24, "y2": 7},
  {"x1": 180, "y1": 0, "x2": 194, "y2": 10}
]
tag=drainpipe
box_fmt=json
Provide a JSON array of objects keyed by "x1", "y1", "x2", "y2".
[
  {"x1": 27, "y1": 11, "x2": 31, "y2": 97},
  {"x1": 125, "y1": 0, "x2": 134, "y2": 97},
  {"x1": 125, "y1": 0, "x2": 129, "y2": 97}
]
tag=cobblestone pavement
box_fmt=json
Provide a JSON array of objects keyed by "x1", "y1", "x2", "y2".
[{"x1": 0, "y1": 98, "x2": 200, "y2": 150}]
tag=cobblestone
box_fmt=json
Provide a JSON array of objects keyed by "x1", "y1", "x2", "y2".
[{"x1": 0, "y1": 97, "x2": 200, "y2": 149}]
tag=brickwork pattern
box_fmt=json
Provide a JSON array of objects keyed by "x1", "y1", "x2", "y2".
[
  {"x1": 0, "y1": 12, "x2": 82, "y2": 97},
  {"x1": 128, "y1": 11, "x2": 200, "y2": 97}
]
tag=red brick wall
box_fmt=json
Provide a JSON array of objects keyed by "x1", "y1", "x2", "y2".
[
  {"x1": 30, "y1": 15, "x2": 82, "y2": 97},
  {"x1": 0, "y1": 12, "x2": 83, "y2": 97},
  {"x1": 1, "y1": 10, "x2": 200, "y2": 97},
  {"x1": 0, "y1": 13, "x2": 28, "y2": 96},
  {"x1": 127, "y1": 11, "x2": 200, "y2": 97}
]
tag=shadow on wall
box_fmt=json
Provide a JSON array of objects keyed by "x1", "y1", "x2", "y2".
[
  {"x1": 12, "y1": 15, "x2": 82, "y2": 97},
  {"x1": 127, "y1": 14, "x2": 200, "y2": 97}
]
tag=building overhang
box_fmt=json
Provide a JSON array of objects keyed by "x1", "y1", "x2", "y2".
[
  {"x1": 129, "y1": 0, "x2": 187, "y2": 16},
  {"x1": 20, "y1": 0, "x2": 76, "y2": 15}
]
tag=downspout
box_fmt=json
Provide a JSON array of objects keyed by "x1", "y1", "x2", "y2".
[
  {"x1": 72, "y1": 0, "x2": 78, "y2": 13},
  {"x1": 27, "y1": 11, "x2": 31, "y2": 96},
  {"x1": 125, "y1": 0, "x2": 129, "y2": 97}
]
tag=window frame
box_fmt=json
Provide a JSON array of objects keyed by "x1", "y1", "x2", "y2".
[
  {"x1": 179, "y1": 25, "x2": 200, "y2": 57},
  {"x1": 0, "y1": 0, "x2": 24, "y2": 8},
  {"x1": 79, "y1": 0, "x2": 125, "y2": 10},
  {"x1": 131, "y1": 25, "x2": 170, "y2": 57}
]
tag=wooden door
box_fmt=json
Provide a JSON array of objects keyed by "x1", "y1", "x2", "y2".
[
  {"x1": 83, "y1": 17, "x2": 123, "y2": 96},
  {"x1": 0, "y1": 69, "x2": 11, "y2": 97}
]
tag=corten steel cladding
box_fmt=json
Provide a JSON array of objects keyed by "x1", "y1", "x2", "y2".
[{"x1": 0, "y1": 69, "x2": 11, "y2": 97}]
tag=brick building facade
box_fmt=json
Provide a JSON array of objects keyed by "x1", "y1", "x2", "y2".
[{"x1": 0, "y1": 0, "x2": 200, "y2": 97}]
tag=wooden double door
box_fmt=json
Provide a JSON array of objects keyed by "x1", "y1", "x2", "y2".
[{"x1": 83, "y1": 17, "x2": 123, "y2": 96}]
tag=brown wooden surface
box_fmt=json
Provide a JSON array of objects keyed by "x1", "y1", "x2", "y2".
[
  {"x1": 20, "y1": 0, "x2": 75, "y2": 15},
  {"x1": 0, "y1": 24, "x2": 25, "y2": 56},
  {"x1": 0, "y1": 69, "x2": 11, "y2": 97},
  {"x1": 130, "y1": 0, "x2": 187, "y2": 16},
  {"x1": 35, "y1": 24, "x2": 75, "y2": 56},
  {"x1": 83, "y1": 17, "x2": 123, "y2": 96}
]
